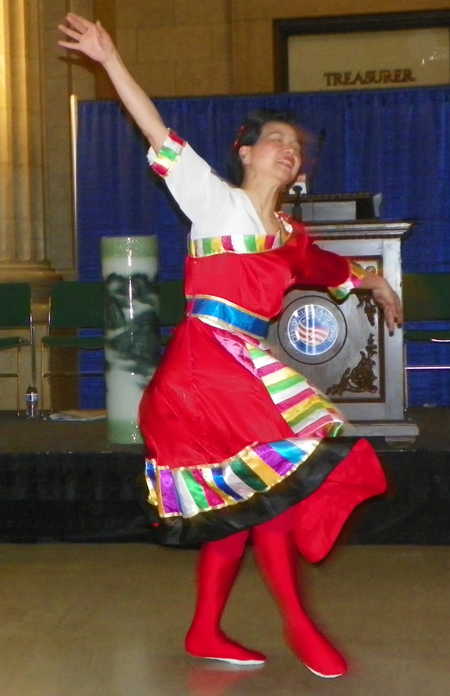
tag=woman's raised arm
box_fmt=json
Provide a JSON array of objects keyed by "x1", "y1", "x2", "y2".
[{"x1": 58, "y1": 13, "x2": 167, "y2": 152}]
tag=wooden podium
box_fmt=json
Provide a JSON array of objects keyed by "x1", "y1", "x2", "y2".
[{"x1": 267, "y1": 221, "x2": 419, "y2": 441}]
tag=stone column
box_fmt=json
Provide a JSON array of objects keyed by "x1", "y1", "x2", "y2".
[
  {"x1": 0, "y1": 0, "x2": 61, "y2": 322},
  {"x1": 0, "y1": 0, "x2": 63, "y2": 409}
]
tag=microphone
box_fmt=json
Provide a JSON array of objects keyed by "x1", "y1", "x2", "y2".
[
  {"x1": 292, "y1": 184, "x2": 304, "y2": 220},
  {"x1": 308, "y1": 128, "x2": 327, "y2": 195}
]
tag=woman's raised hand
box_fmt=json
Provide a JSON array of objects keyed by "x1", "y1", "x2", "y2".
[
  {"x1": 57, "y1": 13, "x2": 167, "y2": 149},
  {"x1": 58, "y1": 13, "x2": 116, "y2": 64}
]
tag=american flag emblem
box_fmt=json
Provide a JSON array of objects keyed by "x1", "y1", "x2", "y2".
[
  {"x1": 297, "y1": 321, "x2": 330, "y2": 346},
  {"x1": 288, "y1": 304, "x2": 338, "y2": 357}
]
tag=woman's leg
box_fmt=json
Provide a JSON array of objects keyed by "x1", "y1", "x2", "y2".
[
  {"x1": 252, "y1": 509, "x2": 346, "y2": 678},
  {"x1": 295, "y1": 438, "x2": 387, "y2": 563},
  {"x1": 185, "y1": 530, "x2": 266, "y2": 665}
]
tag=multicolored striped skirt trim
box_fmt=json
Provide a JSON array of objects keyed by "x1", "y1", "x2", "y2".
[
  {"x1": 245, "y1": 343, "x2": 344, "y2": 438},
  {"x1": 145, "y1": 437, "x2": 321, "y2": 519}
]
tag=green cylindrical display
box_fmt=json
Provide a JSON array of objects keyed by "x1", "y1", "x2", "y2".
[{"x1": 101, "y1": 236, "x2": 159, "y2": 444}]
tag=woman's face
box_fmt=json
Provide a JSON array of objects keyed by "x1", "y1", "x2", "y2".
[{"x1": 240, "y1": 121, "x2": 302, "y2": 186}]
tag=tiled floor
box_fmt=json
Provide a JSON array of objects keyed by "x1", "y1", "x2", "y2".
[{"x1": 1, "y1": 543, "x2": 448, "y2": 696}]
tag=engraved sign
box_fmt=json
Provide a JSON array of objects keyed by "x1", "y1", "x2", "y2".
[
  {"x1": 275, "y1": 14, "x2": 450, "y2": 93},
  {"x1": 323, "y1": 69, "x2": 416, "y2": 88},
  {"x1": 289, "y1": 29, "x2": 449, "y2": 92}
]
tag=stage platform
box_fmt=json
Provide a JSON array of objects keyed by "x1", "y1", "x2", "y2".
[{"x1": 1, "y1": 408, "x2": 449, "y2": 545}]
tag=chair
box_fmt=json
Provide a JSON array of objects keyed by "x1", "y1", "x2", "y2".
[
  {"x1": 159, "y1": 279, "x2": 186, "y2": 349},
  {"x1": 402, "y1": 273, "x2": 450, "y2": 401},
  {"x1": 0, "y1": 283, "x2": 34, "y2": 413},
  {"x1": 41, "y1": 281, "x2": 105, "y2": 411}
]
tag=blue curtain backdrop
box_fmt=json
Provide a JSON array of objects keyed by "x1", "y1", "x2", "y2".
[{"x1": 77, "y1": 87, "x2": 450, "y2": 408}]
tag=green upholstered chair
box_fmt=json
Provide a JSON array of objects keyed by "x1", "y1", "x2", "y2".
[
  {"x1": 402, "y1": 273, "x2": 450, "y2": 401},
  {"x1": 0, "y1": 283, "x2": 34, "y2": 413},
  {"x1": 159, "y1": 279, "x2": 186, "y2": 348},
  {"x1": 41, "y1": 281, "x2": 105, "y2": 411}
]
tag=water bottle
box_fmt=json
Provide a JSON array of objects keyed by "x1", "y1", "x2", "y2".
[{"x1": 25, "y1": 384, "x2": 39, "y2": 418}]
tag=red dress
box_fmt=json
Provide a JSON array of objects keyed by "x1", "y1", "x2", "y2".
[{"x1": 139, "y1": 132, "x2": 387, "y2": 555}]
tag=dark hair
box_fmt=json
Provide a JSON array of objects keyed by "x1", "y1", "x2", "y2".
[{"x1": 228, "y1": 108, "x2": 302, "y2": 186}]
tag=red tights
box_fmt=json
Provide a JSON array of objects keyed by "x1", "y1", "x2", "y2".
[
  {"x1": 185, "y1": 440, "x2": 386, "y2": 677},
  {"x1": 185, "y1": 508, "x2": 346, "y2": 677}
]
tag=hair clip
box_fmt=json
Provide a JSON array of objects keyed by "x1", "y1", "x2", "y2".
[{"x1": 233, "y1": 124, "x2": 248, "y2": 151}]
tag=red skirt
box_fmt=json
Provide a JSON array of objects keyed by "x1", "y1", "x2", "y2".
[{"x1": 139, "y1": 317, "x2": 387, "y2": 553}]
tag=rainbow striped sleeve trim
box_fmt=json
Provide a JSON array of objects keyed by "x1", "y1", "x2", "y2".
[
  {"x1": 188, "y1": 225, "x2": 292, "y2": 257},
  {"x1": 148, "y1": 130, "x2": 186, "y2": 179},
  {"x1": 145, "y1": 437, "x2": 320, "y2": 519},
  {"x1": 245, "y1": 344, "x2": 344, "y2": 438},
  {"x1": 328, "y1": 261, "x2": 367, "y2": 301}
]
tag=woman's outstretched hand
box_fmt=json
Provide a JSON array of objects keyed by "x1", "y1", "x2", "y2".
[
  {"x1": 58, "y1": 13, "x2": 116, "y2": 64},
  {"x1": 57, "y1": 13, "x2": 167, "y2": 159},
  {"x1": 359, "y1": 274, "x2": 403, "y2": 333}
]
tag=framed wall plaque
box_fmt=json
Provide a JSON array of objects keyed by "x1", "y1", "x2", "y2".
[{"x1": 274, "y1": 11, "x2": 450, "y2": 92}]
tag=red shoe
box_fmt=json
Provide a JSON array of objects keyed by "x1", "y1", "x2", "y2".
[
  {"x1": 185, "y1": 628, "x2": 266, "y2": 665},
  {"x1": 186, "y1": 535, "x2": 265, "y2": 666},
  {"x1": 252, "y1": 520, "x2": 347, "y2": 678},
  {"x1": 284, "y1": 623, "x2": 346, "y2": 678}
]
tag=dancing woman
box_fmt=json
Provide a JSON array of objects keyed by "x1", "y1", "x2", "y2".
[{"x1": 59, "y1": 13, "x2": 402, "y2": 679}]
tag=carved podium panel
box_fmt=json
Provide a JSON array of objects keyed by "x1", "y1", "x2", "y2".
[{"x1": 267, "y1": 222, "x2": 418, "y2": 440}]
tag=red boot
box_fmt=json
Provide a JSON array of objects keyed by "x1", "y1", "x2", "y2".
[
  {"x1": 252, "y1": 513, "x2": 346, "y2": 678},
  {"x1": 185, "y1": 532, "x2": 266, "y2": 666}
]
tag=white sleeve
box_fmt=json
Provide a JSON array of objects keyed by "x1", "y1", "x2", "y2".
[{"x1": 148, "y1": 130, "x2": 232, "y2": 231}]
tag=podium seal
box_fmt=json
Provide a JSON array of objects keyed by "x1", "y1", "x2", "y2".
[{"x1": 278, "y1": 294, "x2": 347, "y2": 365}]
